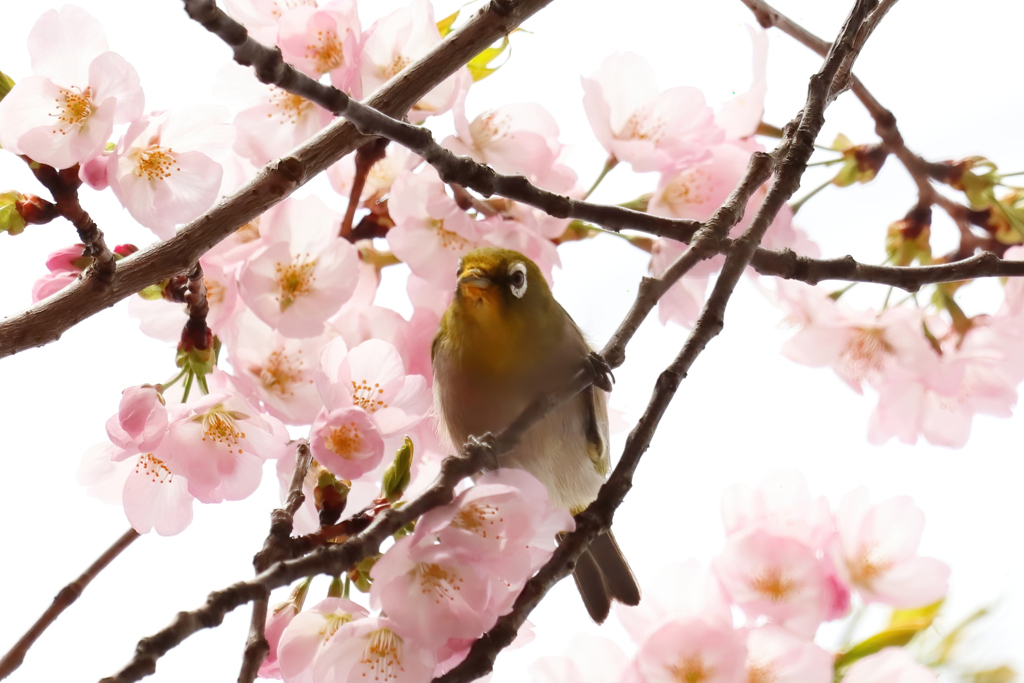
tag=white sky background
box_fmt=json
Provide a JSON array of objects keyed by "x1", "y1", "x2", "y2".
[{"x1": 0, "y1": 0, "x2": 1023, "y2": 681}]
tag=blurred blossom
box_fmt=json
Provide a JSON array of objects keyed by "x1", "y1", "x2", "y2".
[{"x1": 842, "y1": 648, "x2": 938, "y2": 683}]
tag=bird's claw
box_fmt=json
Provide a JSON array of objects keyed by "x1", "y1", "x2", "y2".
[
  {"x1": 463, "y1": 433, "x2": 499, "y2": 471},
  {"x1": 588, "y1": 352, "x2": 614, "y2": 392}
]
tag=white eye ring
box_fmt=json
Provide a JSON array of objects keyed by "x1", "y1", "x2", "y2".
[{"x1": 508, "y1": 262, "x2": 528, "y2": 299}]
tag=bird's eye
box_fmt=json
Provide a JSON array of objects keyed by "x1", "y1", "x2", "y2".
[{"x1": 508, "y1": 262, "x2": 527, "y2": 299}]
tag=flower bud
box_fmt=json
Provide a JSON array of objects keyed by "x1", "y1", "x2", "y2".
[
  {"x1": 831, "y1": 135, "x2": 887, "y2": 187},
  {"x1": 0, "y1": 70, "x2": 14, "y2": 101},
  {"x1": 886, "y1": 205, "x2": 932, "y2": 266},
  {"x1": 381, "y1": 436, "x2": 413, "y2": 503},
  {"x1": 0, "y1": 192, "x2": 27, "y2": 236},
  {"x1": 314, "y1": 468, "x2": 351, "y2": 526}
]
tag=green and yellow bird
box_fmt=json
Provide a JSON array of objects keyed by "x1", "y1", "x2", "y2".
[{"x1": 431, "y1": 246, "x2": 640, "y2": 622}]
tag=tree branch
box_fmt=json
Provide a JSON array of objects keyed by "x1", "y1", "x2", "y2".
[{"x1": 0, "y1": 528, "x2": 140, "y2": 680}]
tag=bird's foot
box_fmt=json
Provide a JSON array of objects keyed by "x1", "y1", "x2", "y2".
[{"x1": 588, "y1": 351, "x2": 615, "y2": 392}]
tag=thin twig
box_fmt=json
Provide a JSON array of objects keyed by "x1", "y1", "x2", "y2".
[
  {"x1": 237, "y1": 442, "x2": 313, "y2": 683},
  {"x1": 0, "y1": 528, "x2": 140, "y2": 680}
]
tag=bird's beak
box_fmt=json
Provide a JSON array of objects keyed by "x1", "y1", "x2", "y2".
[{"x1": 458, "y1": 268, "x2": 494, "y2": 291}]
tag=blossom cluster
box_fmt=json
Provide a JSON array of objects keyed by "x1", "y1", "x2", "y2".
[
  {"x1": 259, "y1": 468, "x2": 571, "y2": 682},
  {"x1": 532, "y1": 471, "x2": 951, "y2": 683}
]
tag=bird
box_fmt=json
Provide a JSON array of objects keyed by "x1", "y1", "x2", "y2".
[{"x1": 431, "y1": 246, "x2": 640, "y2": 623}]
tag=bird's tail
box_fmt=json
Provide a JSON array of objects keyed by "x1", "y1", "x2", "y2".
[{"x1": 571, "y1": 530, "x2": 641, "y2": 623}]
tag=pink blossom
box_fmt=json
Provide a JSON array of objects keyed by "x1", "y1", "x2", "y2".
[
  {"x1": 412, "y1": 468, "x2": 574, "y2": 582},
  {"x1": 233, "y1": 84, "x2": 332, "y2": 167},
  {"x1": 32, "y1": 271, "x2": 79, "y2": 303},
  {"x1": 370, "y1": 536, "x2": 503, "y2": 648},
  {"x1": 721, "y1": 470, "x2": 834, "y2": 548},
  {"x1": 31, "y1": 244, "x2": 89, "y2": 303},
  {"x1": 157, "y1": 392, "x2": 288, "y2": 503},
  {"x1": 437, "y1": 621, "x2": 535, "y2": 677},
  {"x1": 649, "y1": 238, "x2": 712, "y2": 328},
  {"x1": 387, "y1": 166, "x2": 485, "y2": 284},
  {"x1": 108, "y1": 105, "x2": 234, "y2": 238},
  {"x1": 239, "y1": 196, "x2": 359, "y2": 338},
  {"x1": 832, "y1": 487, "x2": 949, "y2": 608},
  {"x1": 316, "y1": 337, "x2": 431, "y2": 438},
  {"x1": 775, "y1": 280, "x2": 939, "y2": 395},
  {"x1": 842, "y1": 648, "x2": 937, "y2": 683},
  {"x1": 79, "y1": 150, "x2": 110, "y2": 189},
  {"x1": 632, "y1": 615, "x2": 747, "y2": 683},
  {"x1": 0, "y1": 6, "x2": 144, "y2": 169},
  {"x1": 327, "y1": 142, "x2": 422, "y2": 204},
  {"x1": 715, "y1": 27, "x2": 769, "y2": 140},
  {"x1": 105, "y1": 385, "x2": 168, "y2": 453},
  {"x1": 278, "y1": 0, "x2": 362, "y2": 96},
  {"x1": 310, "y1": 406, "x2": 386, "y2": 480},
  {"x1": 582, "y1": 52, "x2": 722, "y2": 173},
  {"x1": 444, "y1": 100, "x2": 577, "y2": 193},
  {"x1": 616, "y1": 560, "x2": 732, "y2": 645},
  {"x1": 277, "y1": 597, "x2": 370, "y2": 683},
  {"x1": 78, "y1": 443, "x2": 195, "y2": 536},
  {"x1": 360, "y1": 0, "x2": 468, "y2": 122},
  {"x1": 311, "y1": 616, "x2": 436, "y2": 683},
  {"x1": 712, "y1": 528, "x2": 834, "y2": 637},
  {"x1": 225, "y1": 310, "x2": 332, "y2": 425},
  {"x1": 258, "y1": 599, "x2": 299, "y2": 679},
  {"x1": 744, "y1": 624, "x2": 833, "y2": 683},
  {"x1": 529, "y1": 634, "x2": 628, "y2": 683},
  {"x1": 327, "y1": 304, "x2": 414, "y2": 375}
]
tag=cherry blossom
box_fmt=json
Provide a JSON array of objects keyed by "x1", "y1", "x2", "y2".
[
  {"x1": 277, "y1": 0, "x2": 362, "y2": 96},
  {"x1": 616, "y1": 560, "x2": 732, "y2": 645},
  {"x1": 712, "y1": 528, "x2": 836, "y2": 637},
  {"x1": 360, "y1": 0, "x2": 469, "y2": 122},
  {"x1": 582, "y1": 52, "x2": 722, "y2": 173},
  {"x1": 832, "y1": 487, "x2": 949, "y2": 608},
  {"x1": 715, "y1": 26, "x2": 769, "y2": 140},
  {"x1": 225, "y1": 310, "x2": 332, "y2": 425},
  {"x1": 327, "y1": 141, "x2": 422, "y2": 204},
  {"x1": 310, "y1": 406, "x2": 386, "y2": 480},
  {"x1": 387, "y1": 166, "x2": 486, "y2": 284},
  {"x1": 232, "y1": 83, "x2": 332, "y2": 167},
  {"x1": 0, "y1": 6, "x2": 144, "y2": 169},
  {"x1": 107, "y1": 105, "x2": 234, "y2": 238},
  {"x1": 444, "y1": 99, "x2": 578, "y2": 193},
  {"x1": 721, "y1": 470, "x2": 834, "y2": 548},
  {"x1": 31, "y1": 244, "x2": 89, "y2": 303},
  {"x1": 631, "y1": 615, "x2": 747, "y2": 683},
  {"x1": 258, "y1": 599, "x2": 299, "y2": 679},
  {"x1": 223, "y1": 0, "x2": 317, "y2": 41},
  {"x1": 155, "y1": 392, "x2": 288, "y2": 504},
  {"x1": 239, "y1": 196, "x2": 359, "y2": 338},
  {"x1": 276, "y1": 597, "x2": 370, "y2": 683},
  {"x1": 315, "y1": 337, "x2": 432, "y2": 439},
  {"x1": 78, "y1": 443, "x2": 195, "y2": 536},
  {"x1": 412, "y1": 468, "x2": 574, "y2": 581},
  {"x1": 529, "y1": 634, "x2": 628, "y2": 683},
  {"x1": 842, "y1": 648, "x2": 938, "y2": 683},
  {"x1": 311, "y1": 616, "x2": 436, "y2": 683},
  {"x1": 744, "y1": 624, "x2": 833, "y2": 683},
  {"x1": 370, "y1": 536, "x2": 502, "y2": 648},
  {"x1": 104, "y1": 385, "x2": 168, "y2": 453}
]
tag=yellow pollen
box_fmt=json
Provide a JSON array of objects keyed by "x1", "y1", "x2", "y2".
[
  {"x1": 50, "y1": 87, "x2": 94, "y2": 134},
  {"x1": 360, "y1": 628, "x2": 406, "y2": 682},
  {"x1": 253, "y1": 348, "x2": 302, "y2": 397},
  {"x1": 416, "y1": 563, "x2": 464, "y2": 603},
  {"x1": 268, "y1": 87, "x2": 315, "y2": 125},
  {"x1": 451, "y1": 502, "x2": 502, "y2": 538},
  {"x1": 841, "y1": 327, "x2": 892, "y2": 382},
  {"x1": 470, "y1": 111, "x2": 512, "y2": 147},
  {"x1": 195, "y1": 404, "x2": 248, "y2": 451},
  {"x1": 663, "y1": 168, "x2": 711, "y2": 209},
  {"x1": 382, "y1": 54, "x2": 411, "y2": 79},
  {"x1": 134, "y1": 144, "x2": 180, "y2": 181},
  {"x1": 669, "y1": 656, "x2": 713, "y2": 683},
  {"x1": 326, "y1": 421, "x2": 363, "y2": 459},
  {"x1": 275, "y1": 255, "x2": 318, "y2": 311},
  {"x1": 134, "y1": 453, "x2": 173, "y2": 484},
  {"x1": 306, "y1": 29, "x2": 346, "y2": 73},
  {"x1": 850, "y1": 545, "x2": 893, "y2": 585},
  {"x1": 621, "y1": 109, "x2": 666, "y2": 143},
  {"x1": 351, "y1": 379, "x2": 388, "y2": 413},
  {"x1": 748, "y1": 662, "x2": 779, "y2": 683},
  {"x1": 430, "y1": 219, "x2": 469, "y2": 251},
  {"x1": 751, "y1": 567, "x2": 798, "y2": 603},
  {"x1": 318, "y1": 612, "x2": 355, "y2": 641},
  {"x1": 235, "y1": 219, "x2": 261, "y2": 243},
  {"x1": 204, "y1": 277, "x2": 226, "y2": 306}
]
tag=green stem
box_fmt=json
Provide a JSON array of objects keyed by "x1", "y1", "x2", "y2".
[
  {"x1": 181, "y1": 370, "x2": 195, "y2": 403},
  {"x1": 328, "y1": 575, "x2": 344, "y2": 599},
  {"x1": 195, "y1": 372, "x2": 210, "y2": 396},
  {"x1": 880, "y1": 286, "x2": 894, "y2": 311},
  {"x1": 157, "y1": 367, "x2": 188, "y2": 393},
  {"x1": 806, "y1": 156, "x2": 844, "y2": 167},
  {"x1": 998, "y1": 170, "x2": 1024, "y2": 178},
  {"x1": 584, "y1": 156, "x2": 619, "y2": 200},
  {"x1": 828, "y1": 281, "x2": 857, "y2": 301},
  {"x1": 343, "y1": 576, "x2": 351, "y2": 600},
  {"x1": 789, "y1": 176, "x2": 834, "y2": 214}
]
